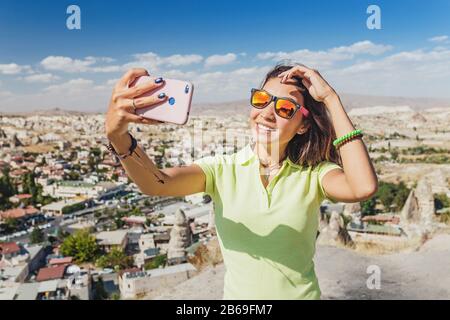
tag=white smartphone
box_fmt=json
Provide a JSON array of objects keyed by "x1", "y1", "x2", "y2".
[{"x1": 133, "y1": 76, "x2": 194, "y2": 125}]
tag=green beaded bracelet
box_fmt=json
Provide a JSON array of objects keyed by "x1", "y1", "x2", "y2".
[{"x1": 333, "y1": 129, "x2": 363, "y2": 148}]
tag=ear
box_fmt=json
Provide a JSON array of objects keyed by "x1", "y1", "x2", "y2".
[{"x1": 296, "y1": 123, "x2": 310, "y2": 135}]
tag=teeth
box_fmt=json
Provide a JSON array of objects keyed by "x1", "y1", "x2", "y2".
[{"x1": 257, "y1": 123, "x2": 276, "y2": 131}]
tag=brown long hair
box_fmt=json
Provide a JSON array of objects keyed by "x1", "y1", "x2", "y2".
[{"x1": 260, "y1": 62, "x2": 342, "y2": 167}]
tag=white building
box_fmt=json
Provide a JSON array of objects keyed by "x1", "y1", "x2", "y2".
[
  {"x1": 41, "y1": 198, "x2": 89, "y2": 216},
  {"x1": 43, "y1": 181, "x2": 125, "y2": 200},
  {"x1": 95, "y1": 230, "x2": 128, "y2": 253},
  {"x1": 118, "y1": 263, "x2": 197, "y2": 299}
]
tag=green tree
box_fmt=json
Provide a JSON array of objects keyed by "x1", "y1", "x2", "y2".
[
  {"x1": 390, "y1": 149, "x2": 399, "y2": 161},
  {"x1": 361, "y1": 197, "x2": 376, "y2": 216},
  {"x1": 144, "y1": 254, "x2": 167, "y2": 270},
  {"x1": 30, "y1": 227, "x2": 45, "y2": 244},
  {"x1": 110, "y1": 292, "x2": 121, "y2": 300},
  {"x1": 60, "y1": 229, "x2": 99, "y2": 263},
  {"x1": 0, "y1": 168, "x2": 16, "y2": 210},
  {"x1": 435, "y1": 193, "x2": 450, "y2": 210},
  {"x1": 114, "y1": 211, "x2": 127, "y2": 229},
  {"x1": 57, "y1": 228, "x2": 70, "y2": 242},
  {"x1": 4, "y1": 218, "x2": 19, "y2": 233},
  {"x1": 95, "y1": 247, "x2": 133, "y2": 270},
  {"x1": 373, "y1": 181, "x2": 410, "y2": 212}
]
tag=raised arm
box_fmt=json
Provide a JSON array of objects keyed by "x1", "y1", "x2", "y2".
[
  {"x1": 279, "y1": 65, "x2": 378, "y2": 202},
  {"x1": 105, "y1": 69, "x2": 206, "y2": 197}
]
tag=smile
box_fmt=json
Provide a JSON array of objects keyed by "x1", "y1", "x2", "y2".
[{"x1": 257, "y1": 123, "x2": 277, "y2": 132}]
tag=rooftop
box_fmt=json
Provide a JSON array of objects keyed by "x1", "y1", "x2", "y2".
[
  {"x1": 57, "y1": 180, "x2": 95, "y2": 188},
  {"x1": 123, "y1": 263, "x2": 196, "y2": 280},
  {"x1": 0, "y1": 242, "x2": 21, "y2": 255},
  {"x1": 95, "y1": 230, "x2": 128, "y2": 246},
  {"x1": 49, "y1": 257, "x2": 73, "y2": 265},
  {"x1": 36, "y1": 264, "x2": 67, "y2": 282},
  {"x1": 0, "y1": 206, "x2": 39, "y2": 219},
  {"x1": 41, "y1": 198, "x2": 86, "y2": 211}
]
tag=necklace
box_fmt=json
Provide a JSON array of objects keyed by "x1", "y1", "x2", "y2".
[{"x1": 259, "y1": 155, "x2": 287, "y2": 184}]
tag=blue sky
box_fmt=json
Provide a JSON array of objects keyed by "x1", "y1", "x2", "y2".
[{"x1": 0, "y1": 0, "x2": 449, "y2": 112}]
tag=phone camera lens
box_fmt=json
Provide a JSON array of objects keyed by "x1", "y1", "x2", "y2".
[
  {"x1": 185, "y1": 85, "x2": 189, "y2": 94},
  {"x1": 169, "y1": 97, "x2": 175, "y2": 105}
]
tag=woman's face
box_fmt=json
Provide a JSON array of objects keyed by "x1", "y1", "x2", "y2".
[{"x1": 250, "y1": 77, "x2": 308, "y2": 147}]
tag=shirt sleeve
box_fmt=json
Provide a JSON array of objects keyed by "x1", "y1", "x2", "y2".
[
  {"x1": 192, "y1": 156, "x2": 218, "y2": 199},
  {"x1": 317, "y1": 161, "x2": 343, "y2": 204}
]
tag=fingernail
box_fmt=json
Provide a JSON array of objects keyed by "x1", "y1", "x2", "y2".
[
  {"x1": 158, "y1": 93, "x2": 166, "y2": 99},
  {"x1": 155, "y1": 77, "x2": 163, "y2": 84}
]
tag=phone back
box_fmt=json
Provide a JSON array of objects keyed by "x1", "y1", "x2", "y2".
[{"x1": 134, "y1": 77, "x2": 194, "y2": 125}]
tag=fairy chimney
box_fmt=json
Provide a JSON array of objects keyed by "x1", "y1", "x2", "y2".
[
  {"x1": 401, "y1": 176, "x2": 436, "y2": 225},
  {"x1": 317, "y1": 211, "x2": 354, "y2": 247},
  {"x1": 167, "y1": 208, "x2": 192, "y2": 264}
]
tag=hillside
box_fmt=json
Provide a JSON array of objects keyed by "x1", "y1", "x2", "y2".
[{"x1": 150, "y1": 233, "x2": 450, "y2": 300}]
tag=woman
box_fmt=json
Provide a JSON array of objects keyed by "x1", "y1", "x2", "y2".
[{"x1": 105, "y1": 63, "x2": 378, "y2": 300}]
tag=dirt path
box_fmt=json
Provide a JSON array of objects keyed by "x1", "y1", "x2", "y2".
[{"x1": 151, "y1": 234, "x2": 450, "y2": 300}]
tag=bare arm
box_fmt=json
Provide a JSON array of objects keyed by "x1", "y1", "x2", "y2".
[
  {"x1": 279, "y1": 65, "x2": 378, "y2": 202},
  {"x1": 105, "y1": 68, "x2": 206, "y2": 197},
  {"x1": 322, "y1": 94, "x2": 378, "y2": 202}
]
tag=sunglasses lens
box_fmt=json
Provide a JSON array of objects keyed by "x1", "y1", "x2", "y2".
[
  {"x1": 275, "y1": 99, "x2": 297, "y2": 118},
  {"x1": 252, "y1": 90, "x2": 271, "y2": 108}
]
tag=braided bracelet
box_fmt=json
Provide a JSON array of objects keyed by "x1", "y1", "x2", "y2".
[
  {"x1": 333, "y1": 129, "x2": 363, "y2": 148},
  {"x1": 106, "y1": 132, "x2": 139, "y2": 160}
]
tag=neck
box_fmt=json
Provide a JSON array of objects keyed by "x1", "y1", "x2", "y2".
[{"x1": 252, "y1": 140, "x2": 288, "y2": 167}]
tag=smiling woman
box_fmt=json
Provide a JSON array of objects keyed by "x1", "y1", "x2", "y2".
[{"x1": 105, "y1": 62, "x2": 378, "y2": 300}]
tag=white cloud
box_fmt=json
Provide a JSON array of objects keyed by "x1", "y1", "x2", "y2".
[
  {"x1": 40, "y1": 56, "x2": 119, "y2": 73},
  {"x1": 128, "y1": 52, "x2": 203, "y2": 70},
  {"x1": 41, "y1": 56, "x2": 94, "y2": 72},
  {"x1": 0, "y1": 90, "x2": 12, "y2": 98},
  {"x1": 24, "y1": 73, "x2": 60, "y2": 83},
  {"x1": 4, "y1": 41, "x2": 450, "y2": 111},
  {"x1": 428, "y1": 35, "x2": 449, "y2": 43},
  {"x1": 0, "y1": 63, "x2": 33, "y2": 75},
  {"x1": 164, "y1": 54, "x2": 203, "y2": 66},
  {"x1": 330, "y1": 40, "x2": 393, "y2": 55},
  {"x1": 106, "y1": 78, "x2": 120, "y2": 86},
  {"x1": 256, "y1": 40, "x2": 393, "y2": 69},
  {"x1": 325, "y1": 47, "x2": 450, "y2": 98},
  {"x1": 44, "y1": 78, "x2": 94, "y2": 94},
  {"x1": 204, "y1": 53, "x2": 237, "y2": 67},
  {"x1": 189, "y1": 66, "x2": 272, "y2": 102},
  {"x1": 85, "y1": 56, "x2": 116, "y2": 63}
]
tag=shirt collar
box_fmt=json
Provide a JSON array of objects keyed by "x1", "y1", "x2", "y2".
[
  {"x1": 236, "y1": 143, "x2": 303, "y2": 169},
  {"x1": 236, "y1": 143, "x2": 257, "y2": 166}
]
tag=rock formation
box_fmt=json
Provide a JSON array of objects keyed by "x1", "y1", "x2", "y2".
[
  {"x1": 400, "y1": 176, "x2": 439, "y2": 237},
  {"x1": 167, "y1": 208, "x2": 192, "y2": 265},
  {"x1": 30, "y1": 135, "x2": 42, "y2": 145},
  {"x1": 317, "y1": 211, "x2": 354, "y2": 247},
  {"x1": 401, "y1": 177, "x2": 436, "y2": 224},
  {"x1": 343, "y1": 202, "x2": 361, "y2": 222},
  {"x1": 11, "y1": 134, "x2": 23, "y2": 147}
]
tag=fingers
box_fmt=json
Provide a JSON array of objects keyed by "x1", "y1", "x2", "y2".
[
  {"x1": 123, "y1": 77, "x2": 165, "y2": 99},
  {"x1": 117, "y1": 68, "x2": 149, "y2": 88},
  {"x1": 125, "y1": 93, "x2": 168, "y2": 110},
  {"x1": 140, "y1": 118, "x2": 165, "y2": 125},
  {"x1": 302, "y1": 78, "x2": 312, "y2": 90},
  {"x1": 278, "y1": 65, "x2": 315, "y2": 83},
  {"x1": 123, "y1": 112, "x2": 163, "y2": 125}
]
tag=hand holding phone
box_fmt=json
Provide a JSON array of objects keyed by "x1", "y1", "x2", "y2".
[{"x1": 133, "y1": 76, "x2": 194, "y2": 125}]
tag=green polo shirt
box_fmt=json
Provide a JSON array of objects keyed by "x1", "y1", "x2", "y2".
[{"x1": 193, "y1": 143, "x2": 342, "y2": 300}]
